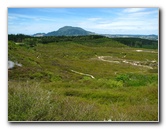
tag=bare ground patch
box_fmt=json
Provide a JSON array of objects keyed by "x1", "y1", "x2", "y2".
[{"x1": 94, "y1": 56, "x2": 157, "y2": 69}]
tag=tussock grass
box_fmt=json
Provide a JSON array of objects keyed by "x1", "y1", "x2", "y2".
[
  {"x1": 8, "y1": 80, "x2": 158, "y2": 121},
  {"x1": 8, "y1": 80, "x2": 111, "y2": 121}
]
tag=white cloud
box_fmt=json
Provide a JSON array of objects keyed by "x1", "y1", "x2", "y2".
[
  {"x1": 78, "y1": 15, "x2": 158, "y2": 34},
  {"x1": 77, "y1": 8, "x2": 158, "y2": 34},
  {"x1": 8, "y1": 13, "x2": 60, "y2": 22},
  {"x1": 123, "y1": 8, "x2": 146, "y2": 13},
  {"x1": 87, "y1": 17, "x2": 102, "y2": 21}
]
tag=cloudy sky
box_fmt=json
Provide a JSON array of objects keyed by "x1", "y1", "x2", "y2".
[{"x1": 8, "y1": 8, "x2": 159, "y2": 35}]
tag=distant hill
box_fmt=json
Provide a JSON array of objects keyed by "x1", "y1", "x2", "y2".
[
  {"x1": 33, "y1": 33, "x2": 46, "y2": 37},
  {"x1": 44, "y1": 26, "x2": 95, "y2": 36},
  {"x1": 102, "y1": 34, "x2": 158, "y2": 40},
  {"x1": 31, "y1": 26, "x2": 158, "y2": 41}
]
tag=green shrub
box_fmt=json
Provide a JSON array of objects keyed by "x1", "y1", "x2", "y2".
[
  {"x1": 97, "y1": 78, "x2": 123, "y2": 88},
  {"x1": 116, "y1": 74, "x2": 158, "y2": 87},
  {"x1": 116, "y1": 74, "x2": 130, "y2": 83}
]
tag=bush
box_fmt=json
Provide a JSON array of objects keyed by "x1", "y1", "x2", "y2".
[
  {"x1": 116, "y1": 73, "x2": 158, "y2": 87},
  {"x1": 24, "y1": 38, "x2": 37, "y2": 48},
  {"x1": 116, "y1": 74, "x2": 130, "y2": 83},
  {"x1": 97, "y1": 78, "x2": 123, "y2": 88}
]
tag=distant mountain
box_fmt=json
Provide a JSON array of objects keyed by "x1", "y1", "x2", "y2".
[
  {"x1": 102, "y1": 34, "x2": 158, "y2": 40},
  {"x1": 33, "y1": 33, "x2": 46, "y2": 37},
  {"x1": 44, "y1": 26, "x2": 95, "y2": 36},
  {"x1": 32, "y1": 26, "x2": 158, "y2": 41}
]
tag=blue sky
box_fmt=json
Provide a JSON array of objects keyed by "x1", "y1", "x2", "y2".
[{"x1": 8, "y1": 8, "x2": 159, "y2": 35}]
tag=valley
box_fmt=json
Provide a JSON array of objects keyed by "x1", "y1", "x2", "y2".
[{"x1": 8, "y1": 35, "x2": 158, "y2": 121}]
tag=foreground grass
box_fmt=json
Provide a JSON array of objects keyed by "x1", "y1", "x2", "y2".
[
  {"x1": 8, "y1": 78, "x2": 158, "y2": 121},
  {"x1": 8, "y1": 80, "x2": 111, "y2": 121}
]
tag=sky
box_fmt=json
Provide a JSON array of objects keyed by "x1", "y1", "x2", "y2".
[{"x1": 8, "y1": 8, "x2": 159, "y2": 35}]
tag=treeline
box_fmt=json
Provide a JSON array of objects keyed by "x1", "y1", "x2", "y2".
[
  {"x1": 8, "y1": 34, "x2": 32, "y2": 42},
  {"x1": 8, "y1": 34, "x2": 158, "y2": 49},
  {"x1": 113, "y1": 38, "x2": 158, "y2": 49},
  {"x1": 8, "y1": 34, "x2": 105, "y2": 43}
]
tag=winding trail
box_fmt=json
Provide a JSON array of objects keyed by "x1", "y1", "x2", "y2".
[
  {"x1": 70, "y1": 69, "x2": 95, "y2": 79},
  {"x1": 135, "y1": 49, "x2": 158, "y2": 53},
  {"x1": 122, "y1": 60, "x2": 153, "y2": 69},
  {"x1": 98, "y1": 56, "x2": 120, "y2": 63},
  {"x1": 97, "y1": 56, "x2": 155, "y2": 69}
]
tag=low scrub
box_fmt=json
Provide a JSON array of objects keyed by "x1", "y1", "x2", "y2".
[{"x1": 8, "y1": 81, "x2": 111, "y2": 121}]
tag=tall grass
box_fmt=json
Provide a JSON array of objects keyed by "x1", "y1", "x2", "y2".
[
  {"x1": 8, "y1": 80, "x2": 158, "y2": 121},
  {"x1": 8, "y1": 80, "x2": 111, "y2": 121}
]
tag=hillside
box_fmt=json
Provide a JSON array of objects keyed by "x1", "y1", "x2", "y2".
[{"x1": 8, "y1": 36, "x2": 158, "y2": 121}]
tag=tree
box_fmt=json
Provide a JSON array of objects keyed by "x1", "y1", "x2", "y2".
[
  {"x1": 23, "y1": 38, "x2": 37, "y2": 47},
  {"x1": 135, "y1": 41, "x2": 142, "y2": 48}
]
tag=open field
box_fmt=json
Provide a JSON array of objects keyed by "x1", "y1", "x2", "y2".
[{"x1": 8, "y1": 36, "x2": 158, "y2": 121}]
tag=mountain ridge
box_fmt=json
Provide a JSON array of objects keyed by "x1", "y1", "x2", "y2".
[
  {"x1": 32, "y1": 26, "x2": 158, "y2": 40},
  {"x1": 43, "y1": 26, "x2": 95, "y2": 36}
]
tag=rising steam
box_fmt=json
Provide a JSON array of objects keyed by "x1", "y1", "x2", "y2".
[{"x1": 8, "y1": 60, "x2": 22, "y2": 69}]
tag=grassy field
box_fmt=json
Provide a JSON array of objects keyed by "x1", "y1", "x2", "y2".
[{"x1": 8, "y1": 37, "x2": 158, "y2": 121}]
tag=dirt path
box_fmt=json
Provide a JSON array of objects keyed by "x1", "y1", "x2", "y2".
[
  {"x1": 70, "y1": 69, "x2": 95, "y2": 79},
  {"x1": 97, "y1": 56, "x2": 155, "y2": 69},
  {"x1": 135, "y1": 49, "x2": 158, "y2": 53},
  {"x1": 122, "y1": 60, "x2": 153, "y2": 69},
  {"x1": 98, "y1": 56, "x2": 120, "y2": 63}
]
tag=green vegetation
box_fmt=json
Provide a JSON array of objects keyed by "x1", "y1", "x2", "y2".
[
  {"x1": 8, "y1": 35, "x2": 158, "y2": 121},
  {"x1": 113, "y1": 38, "x2": 158, "y2": 49}
]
